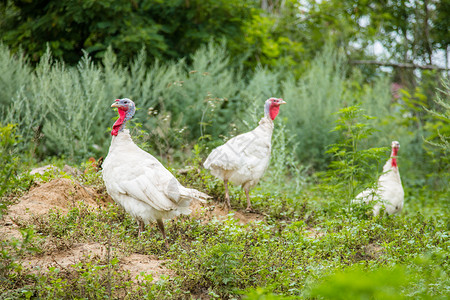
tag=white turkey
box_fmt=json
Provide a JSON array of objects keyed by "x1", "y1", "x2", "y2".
[
  {"x1": 203, "y1": 97, "x2": 286, "y2": 211},
  {"x1": 102, "y1": 98, "x2": 210, "y2": 248},
  {"x1": 352, "y1": 141, "x2": 404, "y2": 216}
]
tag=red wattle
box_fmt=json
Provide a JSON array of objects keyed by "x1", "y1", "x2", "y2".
[
  {"x1": 111, "y1": 109, "x2": 127, "y2": 136},
  {"x1": 392, "y1": 148, "x2": 399, "y2": 156},
  {"x1": 391, "y1": 157, "x2": 398, "y2": 168},
  {"x1": 391, "y1": 147, "x2": 399, "y2": 167},
  {"x1": 269, "y1": 105, "x2": 280, "y2": 120}
]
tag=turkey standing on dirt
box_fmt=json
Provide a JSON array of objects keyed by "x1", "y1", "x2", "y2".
[
  {"x1": 352, "y1": 141, "x2": 404, "y2": 216},
  {"x1": 102, "y1": 98, "x2": 210, "y2": 248},
  {"x1": 203, "y1": 97, "x2": 286, "y2": 211}
]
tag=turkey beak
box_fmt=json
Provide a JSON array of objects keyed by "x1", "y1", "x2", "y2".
[
  {"x1": 111, "y1": 103, "x2": 121, "y2": 108},
  {"x1": 279, "y1": 99, "x2": 286, "y2": 105}
]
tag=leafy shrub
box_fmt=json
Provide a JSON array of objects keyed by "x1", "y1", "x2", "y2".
[
  {"x1": 204, "y1": 243, "x2": 240, "y2": 290},
  {"x1": 0, "y1": 229, "x2": 38, "y2": 292},
  {"x1": 0, "y1": 124, "x2": 20, "y2": 199},
  {"x1": 321, "y1": 105, "x2": 389, "y2": 207},
  {"x1": 282, "y1": 45, "x2": 346, "y2": 168},
  {"x1": 0, "y1": 124, "x2": 32, "y2": 207}
]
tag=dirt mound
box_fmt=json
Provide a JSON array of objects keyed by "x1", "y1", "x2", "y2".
[
  {"x1": 121, "y1": 254, "x2": 174, "y2": 282},
  {"x1": 0, "y1": 224, "x2": 22, "y2": 240},
  {"x1": 190, "y1": 200, "x2": 265, "y2": 225},
  {"x1": 1, "y1": 178, "x2": 112, "y2": 241},
  {"x1": 6, "y1": 178, "x2": 111, "y2": 221},
  {"x1": 1, "y1": 179, "x2": 258, "y2": 288},
  {"x1": 364, "y1": 243, "x2": 385, "y2": 259},
  {"x1": 23, "y1": 242, "x2": 107, "y2": 272},
  {"x1": 21, "y1": 243, "x2": 172, "y2": 283}
]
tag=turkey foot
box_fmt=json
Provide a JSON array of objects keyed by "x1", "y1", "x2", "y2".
[
  {"x1": 224, "y1": 179, "x2": 231, "y2": 209},
  {"x1": 138, "y1": 220, "x2": 145, "y2": 236},
  {"x1": 244, "y1": 187, "x2": 253, "y2": 212},
  {"x1": 157, "y1": 219, "x2": 170, "y2": 249}
]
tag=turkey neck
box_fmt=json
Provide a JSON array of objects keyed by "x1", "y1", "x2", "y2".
[
  {"x1": 391, "y1": 147, "x2": 399, "y2": 168},
  {"x1": 258, "y1": 116, "x2": 275, "y2": 133},
  {"x1": 111, "y1": 107, "x2": 135, "y2": 136},
  {"x1": 262, "y1": 102, "x2": 277, "y2": 132},
  {"x1": 264, "y1": 102, "x2": 281, "y2": 121}
]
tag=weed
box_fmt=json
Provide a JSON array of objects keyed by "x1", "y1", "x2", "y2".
[{"x1": 320, "y1": 105, "x2": 389, "y2": 212}]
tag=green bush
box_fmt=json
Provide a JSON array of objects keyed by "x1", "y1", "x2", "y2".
[
  {"x1": 321, "y1": 105, "x2": 389, "y2": 208},
  {"x1": 0, "y1": 42, "x2": 447, "y2": 195},
  {"x1": 0, "y1": 123, "x2": 32, "y2": 204},
  {"x1": 0, "y1": 228, "x2": 37, "y2": 293}
]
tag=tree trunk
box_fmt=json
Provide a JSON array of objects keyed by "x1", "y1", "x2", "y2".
[
  {"x1": 350, "y1": 60, "x2": 448, "y2": 71},
  {"x1": 423, "y1": 0, "x2": 433, "y2": 65}
]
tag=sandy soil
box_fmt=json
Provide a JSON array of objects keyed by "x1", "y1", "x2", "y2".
[
  {"x1": 1, "y1": 177, "x2": 269, "y2": 284},
  {"x1": 6, "y1": 178, "x2": 109, "y2": 220},
  {"x1": 190, "y1": 199, "x2": 266, "y2": 224},
  {"x1": 1, "y1": 178, "x2": 174, "y2": 284}
]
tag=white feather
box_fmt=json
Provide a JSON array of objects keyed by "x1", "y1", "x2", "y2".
[
  {"x1": 353, "y1": 157, "x2": 404, "y2": 216},
  {"x1": 103, "y1": 129, "x2": 209, "y2": 225},
  {"x1": 204, "y1": 116, "x2": 274, "y2": 189}
]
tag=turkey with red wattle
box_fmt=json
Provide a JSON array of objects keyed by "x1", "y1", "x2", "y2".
[
  {"x1": 204, "y1": 97, "x2": 286, "y2": 211},
  {"x1": 102, "y1": 98, "x2": 210, "y2": 248},
  {"x1": 352, "y1": 141, "x2": 404, "y2": 216}
]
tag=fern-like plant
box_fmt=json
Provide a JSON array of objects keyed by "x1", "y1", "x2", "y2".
[
  {"x1": 322, "y1": 105, "x2": 389, "y2": 208},
  {"x1": 0, "y1": 124, "x2": 22, "y2": 200}
]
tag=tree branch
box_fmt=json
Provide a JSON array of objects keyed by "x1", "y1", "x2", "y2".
[{"x1": 350, "y1": 60, "x2": 448, "y2": 71}]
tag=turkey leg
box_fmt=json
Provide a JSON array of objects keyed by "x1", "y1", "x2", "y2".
[
  {"x1": 224, "y1": 179, "x2": 231, "y2": 209},
  {"x1": 244, "y1": 187, "x2": 253, "y2": 212},
  {"x1": 157, "y1": 219, "x2": 169, "y2": 249},
  {"x1": 138, "y1": 220, "x2": 145, "y2": 236}
]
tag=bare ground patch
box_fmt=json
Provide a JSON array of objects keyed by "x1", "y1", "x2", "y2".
[
  {"x1": 20, "y1": 243, "x2": 172, "y2": 283},
  {"x1": 364, "y1": 243, "x2": 385, "y2": 259},
  {"x1": 22, "y1": 242, "x2": 107, "y2": 273},
  {"x1": 5, "y1": 178, "x2": 110, "y2": 221},
  {"x1": 190, "y1": 199, "x2": 266, "y2": 225},
  {"x1": 1, "y1": 178, "x2": 173, "y2": 284},
  {"x1": 1, "y1": 177, "x2": 271, "y2": 290},
  {"x1": 120, "y1": 254, "x2": 174, "y2": 282},
  {"x1": 1, "y1": 178, "x2": 112, "y2": 238}
]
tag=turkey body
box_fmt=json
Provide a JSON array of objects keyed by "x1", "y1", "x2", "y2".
[
  {"x1": 353, "y1": 141, "x2": 404, "y2": 216},
  {"x1": 204, "y1": 97, "x2": 286, "y2": 210},
  {"x1": 204, "y1": 117, "x2": 273, "y2": 189},
  {"x1": 103, "y1": 130, "x2": 195, "y2": 222},
  {"x1": 102, "y1": 98, "x2": 209, "y2": 247}
]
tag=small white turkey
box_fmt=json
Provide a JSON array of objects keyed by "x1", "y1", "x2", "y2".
[
  {"x1": 203, "y1": 97, "x2": 286, "y2": 211},
  {"x1": 102, "y1": 98, "x2": 210, "y2": 248},
  {"x1": 352, "y1": 141, "x2": 404, "y2": 216}
]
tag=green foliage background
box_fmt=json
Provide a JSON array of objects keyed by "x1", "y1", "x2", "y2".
[{"x1": 0, "y1": 0, "x2": 449, "y2": 299}]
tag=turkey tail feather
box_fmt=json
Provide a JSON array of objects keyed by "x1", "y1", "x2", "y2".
[{"x1": 181, "y1": 188, "x2": 211, "y2": 203}]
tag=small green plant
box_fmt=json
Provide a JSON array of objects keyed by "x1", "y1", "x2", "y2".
[
  {"x1": 0, "y1": 228, "x2": 38, "y2": 291},
  {"x1": 0, "y1": 124, "x2": 33, "y2": 209},
  {"x1": 321, "y1": 105, "x2": 389, "y2": 210},
  {"x1": 0, "y1": 124, "x2": 19, "y2": 198},
  {"x1": 204, "y1": 243, "x2": 240, "y2": 289}
]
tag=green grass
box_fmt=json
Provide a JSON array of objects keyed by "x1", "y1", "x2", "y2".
[
  {"x1": 0, "y1": 42, "x2": 448, "y2": 299},
  {"x1": 0, "y1": 162, "x2": 448, "y2": 299}
]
